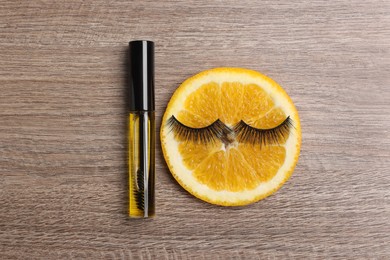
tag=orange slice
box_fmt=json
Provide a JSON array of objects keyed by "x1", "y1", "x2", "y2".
[{"x1": 161, "y1": 68, "x2": 301, "y2": 206}]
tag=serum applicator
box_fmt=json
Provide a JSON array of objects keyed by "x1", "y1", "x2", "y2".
[{"x1": 128, "y1": 40, "x2": 155, "y2": 218}]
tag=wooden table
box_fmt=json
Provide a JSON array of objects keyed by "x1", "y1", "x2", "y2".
[{"x1": 1, "y1": 1, "x2": 389, "y2": 259}]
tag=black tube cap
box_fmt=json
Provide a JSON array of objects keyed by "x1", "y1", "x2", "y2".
[{"x1": 129, "y1": 40, "x2": 155, "y2": 111}]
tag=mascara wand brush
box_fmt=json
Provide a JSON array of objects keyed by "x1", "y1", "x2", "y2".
[
  {"x1": 139, "y1": 113, "x2": 149, "y2": 217},
  {"x1": 133, "y1": 113, "x2": 151, "y2": 216}
]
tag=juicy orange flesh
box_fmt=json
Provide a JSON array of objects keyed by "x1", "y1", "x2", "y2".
[{"x1": 176, "y1": 82, "x2": 288, "y2": 192}]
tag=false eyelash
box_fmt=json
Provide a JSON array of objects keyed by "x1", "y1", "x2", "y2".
[
  {"x1": 233, "y1": 116, "x2": 294, "y2": 146},
  {"x1": 167, "y1": 115, "x2": 232, "y2": 144}
]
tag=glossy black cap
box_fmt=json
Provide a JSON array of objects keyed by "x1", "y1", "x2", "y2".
[{"x1": 129, "y1": 40, "x2": 155, "y2": 111}]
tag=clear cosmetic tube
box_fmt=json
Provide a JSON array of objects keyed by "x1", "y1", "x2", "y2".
[{"x1": 128, "y1": 40, "x2": 155, "y2": 218}]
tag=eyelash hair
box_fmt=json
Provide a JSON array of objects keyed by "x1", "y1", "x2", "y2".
[
  {"x1": 167, "y1": 115, "x2": 232, "y2": 144},
  {"x1": 233, "y1": 116, "x2": 294, "y2": 146}
]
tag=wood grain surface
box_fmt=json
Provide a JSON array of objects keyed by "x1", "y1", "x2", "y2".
[{"x1": 0, "y1": 0, "x2": 389, "y2": 259}]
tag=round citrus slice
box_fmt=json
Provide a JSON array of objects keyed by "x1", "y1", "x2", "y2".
[{"x1": 161, "y1": 68, "x2": 301, "y2": 206}]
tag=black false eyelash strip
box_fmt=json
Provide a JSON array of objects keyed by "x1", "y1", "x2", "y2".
[
  {"x1": 233, "y1": 116, "x2": 294, "y2": 146},
  {"x1": 167, "y1": 115, "x2": 232, "y2": 144}
]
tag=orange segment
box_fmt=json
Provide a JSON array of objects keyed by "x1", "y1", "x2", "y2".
[
  {"x1": 252, "y1": 107, "x2": 287, "y2": 129},
  {"x1": 193, "y1": 151, "x2": 227, "y2": 191},
  {"x1": 220, "y1": 82, "x2": 244, "y2": 125},
  {"x1": 178, "y1": 141, "x2": 220, "y2": 170},
  {"x1": 239, "y1": 83, "x2": 274, "y2": 124},
  {"x1": 239, "y1": 144, "x2": 286, "y2": 182},
  {"x1": 184, "y1": 82, "x2": 221, "y2": 125},
  {"x1": 225, "y1": 148, "x2": 259, "y2": 191},
  {"x1": 176, "y1": 110, "x2": 210, "y2": 128}
]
